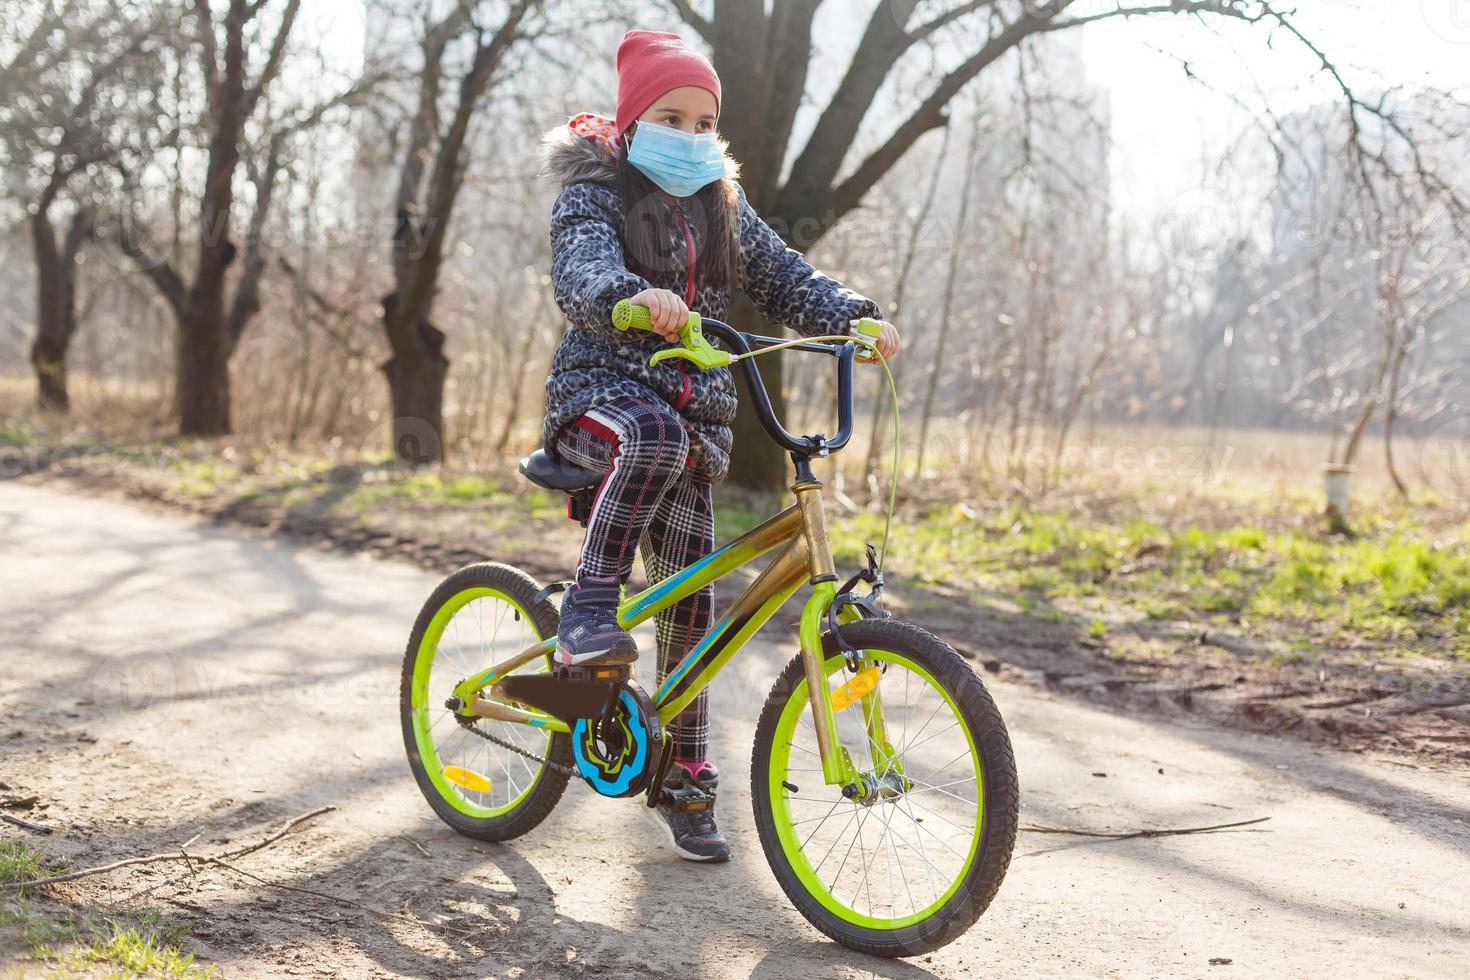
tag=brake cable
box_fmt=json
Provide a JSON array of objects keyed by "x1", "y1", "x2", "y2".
[{"x1": 724, "y1": 332, "x2": 900, "y2": 576}]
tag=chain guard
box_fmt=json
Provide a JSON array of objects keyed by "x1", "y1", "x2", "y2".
[{"x1": 572, "y1": 681, "x2": 662, "y2": 798}]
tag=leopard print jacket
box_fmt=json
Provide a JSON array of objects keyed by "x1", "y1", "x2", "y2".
[{"x1": 537, "y1": 124, "x2": 883, "y2": 483}]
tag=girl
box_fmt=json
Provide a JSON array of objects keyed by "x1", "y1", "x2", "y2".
[{"x1": 537, "y1": 29, "x2": 900, "y2": 863}]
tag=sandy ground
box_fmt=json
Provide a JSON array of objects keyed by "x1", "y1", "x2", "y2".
[{"x1": 2, "y1": 480, "x2": 1468, "y2": 979}]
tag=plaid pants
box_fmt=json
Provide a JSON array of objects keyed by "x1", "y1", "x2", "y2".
[{"x1": 555, "y1": 396, "x2": 713, "y2": 762}]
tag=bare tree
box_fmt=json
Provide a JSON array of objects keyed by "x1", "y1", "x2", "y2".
[
  {"x1": 375, "y1": 0, "x2": 542, "y2": 466},
  {"x1": 0, "y1": 2, "x2": 162, "y2": 411},
  {"x1": 664, "y1": 0, "x2": 1468, "y2": 491},
  {"x1": 107, "y1": 0, "x2": 303, "y2": 435}
]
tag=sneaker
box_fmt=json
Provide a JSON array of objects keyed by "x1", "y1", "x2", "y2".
[
  {"x1": 557, "y1": 577, "x2": 638, "y2": 666},
  {"x1": 649, "y1": 761, "x2": 731, "y2": 863}
]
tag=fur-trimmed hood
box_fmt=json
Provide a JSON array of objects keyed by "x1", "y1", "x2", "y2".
[{"x1": 536, "y1": 122, "x2": 740, "y2": 188}]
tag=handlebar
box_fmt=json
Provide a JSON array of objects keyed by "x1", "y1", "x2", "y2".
[{"x1": 611, "y1": 299, "x2": 859, "y2": 458}]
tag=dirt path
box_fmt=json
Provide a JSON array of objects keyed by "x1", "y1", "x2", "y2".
[{"x1": 3, "y1": 481, "x2": 1467, "y2": 978}]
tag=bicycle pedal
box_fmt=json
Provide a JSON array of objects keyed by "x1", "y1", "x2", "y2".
[
  {"x1": 658, "y1": 783, "x2": 716, "y2": 812},
  {"x1": 555, "y1": 660, "x2": 633, "y2": 683}
]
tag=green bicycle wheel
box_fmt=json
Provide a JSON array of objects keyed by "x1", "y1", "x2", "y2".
[
  {"x1": 400, "y1": 563, "x2": 572, "y2": 841},
  {"x1": 751, "y1": 619, "x2": 1018, "y2": 957}
]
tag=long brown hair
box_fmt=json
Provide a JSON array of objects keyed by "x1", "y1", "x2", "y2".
[{"x1": 615, "y1": 129, "x2": 740, "y2": 294}]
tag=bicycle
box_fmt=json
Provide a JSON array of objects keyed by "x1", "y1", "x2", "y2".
[{"x1": 400, "y1": 301, "x2": 1018, "y2": 957}]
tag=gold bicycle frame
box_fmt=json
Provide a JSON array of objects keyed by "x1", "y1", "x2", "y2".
[{"x1": 454, "y1": 474, "x2": 870, "y2": 788}]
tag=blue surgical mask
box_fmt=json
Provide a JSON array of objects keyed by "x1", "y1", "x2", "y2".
[{"x1": 626, "y1": 121, "x2": 726, "y2": 198}]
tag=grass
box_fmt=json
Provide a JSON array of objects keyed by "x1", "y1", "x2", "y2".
[
  {"x1": 1, "y1": 841, "x2": 213, "y2": 978},
  {"x1": 0, "y1": 841, "x2": 51, "y2": 885},
  {"x1": 0, "y1": 424, "x2": 35, "y2": 446},
  {"x1": 826, "y1": 499, "x2": 1470, "y2": 656},
  {"x1": 7, "y1": 397, "x2": 1468, "y2": 660}
]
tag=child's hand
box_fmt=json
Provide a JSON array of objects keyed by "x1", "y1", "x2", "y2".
[
  {"x1": 867, "y1": 320, "x2": 900, "y2": 362},
  {"x1": 627, "y1": 288, "x2": 688, "y2": 343}
]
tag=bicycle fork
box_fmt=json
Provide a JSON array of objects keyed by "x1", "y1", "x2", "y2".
[{"x1": 793, "y1": 475, "x2": 893, "y2": 792}]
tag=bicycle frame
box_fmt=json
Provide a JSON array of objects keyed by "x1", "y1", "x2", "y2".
[{"x1": 453, "y1": 475, "x2": 870, "y2": 789}]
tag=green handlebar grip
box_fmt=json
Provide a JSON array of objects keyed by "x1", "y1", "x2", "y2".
[{"x1": 612, "y1": 299, "x2": 655, "y2": 332}]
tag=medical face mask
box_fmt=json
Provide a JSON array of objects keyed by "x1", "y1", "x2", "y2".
[{"x1": 625, "y1": 120, "x2": 725, "y2": 198}]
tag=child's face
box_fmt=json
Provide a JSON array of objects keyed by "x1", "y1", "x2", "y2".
[{"x1": 635, "y1": 86, "x2": 718, "y2": 135}]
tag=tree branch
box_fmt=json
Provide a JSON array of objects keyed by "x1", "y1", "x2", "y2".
[
  {"x1": 909, "y1": 0, "x2": 997, "y2": 43},
  {"x1": 193, "y1": 0, "x2": 221, "y2": 116},
  {"x1": 105, "y1": 215, "x2": 187, "y2": 314},
  {"x1": 779, "y1": 0, "x2": 928, "y2": 215},
  {"x1": 813, "y1": 0, "x2": 1265, "y2": 230},
  {"x1": 392, "y1": 0, "x2": 538, "y2": 330},
  {"x1": 241, "y1": 0, "x2": 302, "y2": 121},
  {"x1": 668, "y1": 0, "x2": 714, "y2": 41}
]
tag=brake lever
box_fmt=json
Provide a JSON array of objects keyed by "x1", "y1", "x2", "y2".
[{"x1": 648, "y1": 316, "x2": 733, "y2": 370}]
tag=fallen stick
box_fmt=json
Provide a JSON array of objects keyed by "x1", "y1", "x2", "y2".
[
  {"x1": 2, "y1": 805, "x2": 336, "y2": 890},
  {"x1": 1020, "y1": 816, "x2": 1270, "y2": 839},
  {"x1": 1, "y1": 813, "x2": 53, "y2": 834},
  {"x1": 213, "y1": 806, "x2": 336, "y2": 862}
]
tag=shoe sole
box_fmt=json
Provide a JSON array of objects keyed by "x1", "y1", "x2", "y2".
[
  {"x1": 554, "y1": 648, "x2": 639, "y2": 667},
  {"x1": 642, "y1": 802, "x2": 731, "y2": 863}
]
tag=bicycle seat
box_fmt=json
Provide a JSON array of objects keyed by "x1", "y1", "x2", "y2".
[{"x1": 519, "y1": 450, "x2": 603, "y2": 493}]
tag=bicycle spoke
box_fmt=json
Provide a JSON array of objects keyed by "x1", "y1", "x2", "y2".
[
  {"x1": 786, "y1": 739, "x2": 822, "y2": 759},
  {"x1": 811, "y1": 807, "x2": 860, "y2": 881},
  {"x1": 832, "y1": 803, "x2": 874, "y2": 903},
  {"x1": 898, "y1": 798, "x2": 972, "y2": 862},
  {"x1": 774, "y1": 652, "x2": 987, "y2": 926},
  {"x1": 899, "y1": 697, "x2": 947, "y2": 758},
  {"x1": 875, "y1": 802, "x2": 916, "y2": 917},
  {"x1": 855, "y1": 802, "x2": 888, "y2": 918},
  {"x1": 899, "y1": 790, "x2": 973, "y2": 831},
  {"x1": 897, "y1": 720, "x2": 961, "y2": 759},
  {"x1": 787, "y1": 807, "x2": 854, "y2": 828},
  {"x1": 903, "y1": 772, "x2": 979, "y2": 808},
  {"x1": 896, "y1": 796, "x2": 942, "y2": 907},
  {"x1": 799, "y1": 798, "x2": 847, "y2": 851},
  {"x1": 909, "y1": 746, "x2": 976, "y2": 792},
  {"x1": 903, "y1": 774, "x2": 978, "y2": 795}
]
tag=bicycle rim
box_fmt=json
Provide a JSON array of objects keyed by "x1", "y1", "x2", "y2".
[
  {"x1": 767, "y1": 649, "x2": 983, "y2": 930},
  {"x1": 409, "y1": 587, "x2": 552, "y2": 818}
]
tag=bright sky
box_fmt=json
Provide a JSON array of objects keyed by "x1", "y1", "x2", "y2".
[
  {"x1": 297, "y1": 0, "x2": 1468, "y2": 224},
  {"x1": 1082, "y1": 0, "x2": 1470, "y2": 221}
]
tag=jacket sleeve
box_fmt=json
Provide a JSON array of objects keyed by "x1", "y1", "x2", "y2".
[
  {"x1": 549, "y1": 182, "x2": 650, "y2": 339},
  {"x1": 735, "y1": 184, "x2": 883, "y2": 338}
]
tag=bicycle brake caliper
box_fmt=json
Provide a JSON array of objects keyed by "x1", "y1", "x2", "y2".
[{"x1": 828, "y1": 542, "x2": 891, "y2": 669}]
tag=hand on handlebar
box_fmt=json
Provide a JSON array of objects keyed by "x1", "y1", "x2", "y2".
[
  {"x1": 612, "y1": 298, "x2": 731, "y2": 369},
  {"x1": 871, "y1": 320, "x2": 900, "y2": 361},
  {"x1": 851, "y1": 318, "x2": 901, "y2": 363},
  {"x1": 624, "y1": 288, "x2": 686, "y2": 343}
]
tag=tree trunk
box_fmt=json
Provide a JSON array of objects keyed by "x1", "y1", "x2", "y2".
[
  {"x1": 724, "y1": 293, "x2": 787, "y2": 495},
  {"x1": 381, "y1": 293, "x2": 450, "y2": 467},
  {"x1": 1382, "y1": 326, "x2": 1411, "y2": 499},
  {"x1": 30, "y1": 209, "x2": 69, "y2": 412},
  {"x1": 176, "y1": 296, "x2": 234, "y2": 435}
]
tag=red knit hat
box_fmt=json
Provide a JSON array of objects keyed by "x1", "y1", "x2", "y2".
[{"x1": 614, "y1": 30, "x2": 722, "y2": 141}]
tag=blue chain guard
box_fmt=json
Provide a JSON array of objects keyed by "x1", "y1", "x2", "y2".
[{"x1": 571, "y1": 682, "x2": 662, "y2": 798}]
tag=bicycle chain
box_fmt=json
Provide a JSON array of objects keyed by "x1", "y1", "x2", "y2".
[{"x1": 457, "y1": 717, "x2": 577, "y2": 776}]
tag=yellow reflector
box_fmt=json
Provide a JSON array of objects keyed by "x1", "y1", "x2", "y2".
[
  {"x1": 829, "y1": 666, "x2": 881, "y2": 713},
  {"x1": 444, "y1": 765, "x2": 493, "y2": 793}
]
